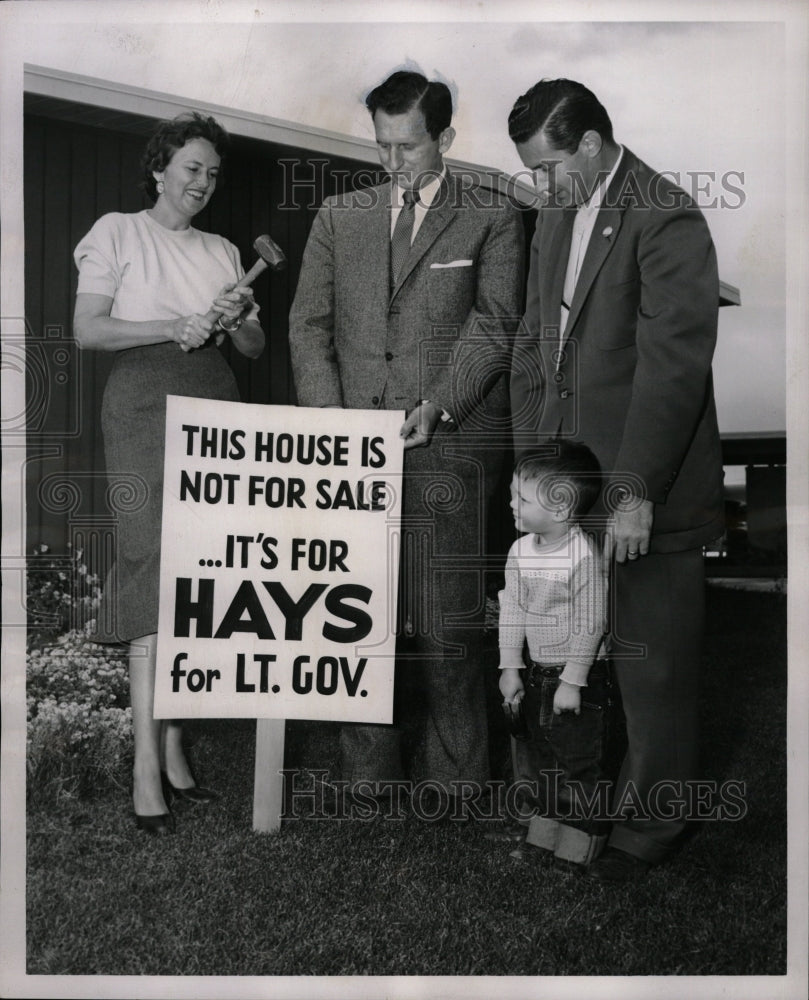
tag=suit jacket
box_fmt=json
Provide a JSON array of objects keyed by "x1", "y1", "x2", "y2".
[
  {"x1": 289, "y1": 171, "x2": 524, "y2": 471},
  {"x1": 511, "y1": 147, "x2": 724, "y2": 553}
]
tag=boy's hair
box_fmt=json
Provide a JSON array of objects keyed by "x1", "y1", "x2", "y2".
[{"x1": 515, "y1": 440, "x2": 602, "y2": 518}]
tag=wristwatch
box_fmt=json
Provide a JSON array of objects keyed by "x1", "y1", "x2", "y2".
[{"x1": 217, "y1": 314, "x2": 243, "y2": 333}]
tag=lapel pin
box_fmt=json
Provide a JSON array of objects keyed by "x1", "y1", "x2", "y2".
[{"x1": 602, "y1": 226, "x2": 614, "y2": 238}]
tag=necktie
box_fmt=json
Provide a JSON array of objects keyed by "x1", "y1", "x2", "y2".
[{"x1": 391, "y1": 188, "x2": 418, "y2": 284}]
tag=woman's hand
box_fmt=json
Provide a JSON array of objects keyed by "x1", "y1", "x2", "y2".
[
  {"x1": 212, "y1": 283, "x2": 255, "y2": 328},
  {"x1": 211, "y1": 284, "x2": 265, "y2": 360},
  {"x1": 172, "y1": 314, "x2": 216, "y2": 353}
]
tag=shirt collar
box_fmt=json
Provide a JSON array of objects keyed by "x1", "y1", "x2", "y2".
[{"x1": 394, "y1": 166, "x2": 446, "y2": 209}]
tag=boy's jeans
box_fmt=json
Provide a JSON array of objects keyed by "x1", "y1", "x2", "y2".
[{"x1": 511, "y1": 660, "x2": 611, "y2": 845}]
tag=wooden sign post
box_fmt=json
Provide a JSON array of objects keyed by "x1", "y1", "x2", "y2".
[
  {"x1": 253, "y1": 718, "x2": 286, "y2": 832},
  {"x1": 154, "y1": 397, "x2": 403, "y2": 833}
]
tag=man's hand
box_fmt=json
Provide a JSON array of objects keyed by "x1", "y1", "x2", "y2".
[
  {"x1": 400, "y1": 401, "x2": 443, "y2": 450},
  {"x1": 499, "y1": 667, "x2": 525, "y2": 704},
  {"x1": 553, "y1": 680, "x2": 582, "y2": 715},
  {"x1": 606, "y1": 496, "x2": 654, "y2": 563}
]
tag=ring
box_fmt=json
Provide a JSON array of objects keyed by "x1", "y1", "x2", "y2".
[{"x1": 628, "y1": 549, "x2": 638, "y2": 555}]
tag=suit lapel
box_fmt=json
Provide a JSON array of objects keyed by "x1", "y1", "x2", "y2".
[
  {"x1": 561, "y1": 150, "x2": 638, "y2": 344},
  {"x1": 390, "y1": 174, "x2": 456, "y2": 300},
  {"x1": 562, "y1": 207, "x2": 623, "y2": 342},
  {"x1": 542, "y1": 207, "x2": 576, "y2": 332},
  {"x1": 352, "y1": 182, "x2": 393, "y2": 314}
]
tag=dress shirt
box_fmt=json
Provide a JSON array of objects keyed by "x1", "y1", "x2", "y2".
[
  {"x1": 560, "y1": 146, "x2": 624, "y2": 339},
  {"x1": 390, "y1": 168, "x2": 447, "y2": 242}
]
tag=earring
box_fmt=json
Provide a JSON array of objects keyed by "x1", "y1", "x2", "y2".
[{"x1": 157, "y1": 180, "x2": 165, "y2": 194}]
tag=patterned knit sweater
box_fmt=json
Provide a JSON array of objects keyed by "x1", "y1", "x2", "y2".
[{"x1": 498, "y1": 524, "x2": 608, "y2": 687}]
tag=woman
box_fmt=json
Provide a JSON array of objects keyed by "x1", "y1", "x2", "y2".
[{"x1": 73, "y1": 112, "x2": 265, "y2": 835}]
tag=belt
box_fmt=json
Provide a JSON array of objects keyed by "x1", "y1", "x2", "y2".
[
  {"x1": 525, "y1": 659, "x2": 609, "y2": 686},
  {"x1": 525, "y1": 661, "x2": 565, "y2": 686}
]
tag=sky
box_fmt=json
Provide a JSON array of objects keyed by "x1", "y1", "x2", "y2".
[{"x1": 0, "y1": 2, "x2": 794, "y2": 435}]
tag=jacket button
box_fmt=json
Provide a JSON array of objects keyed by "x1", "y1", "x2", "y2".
[
  {"x1": 559, "y1": 389, "x2": 570, "y2": 399},
  {"x1": 372, "y1": 396, "x2": 379, "y2": 405},
  {"x1": 385, "y1": 352, "x2": 394, "y2": 361}
]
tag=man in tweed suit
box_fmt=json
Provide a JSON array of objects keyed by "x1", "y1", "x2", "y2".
[{"x1": 289, "y1": 70, "x2": 523, "y2": 802}]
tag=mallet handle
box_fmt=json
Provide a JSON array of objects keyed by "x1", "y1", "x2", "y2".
[{"x1": 203, "y1": 233, "x2": 284, "y2": 325}]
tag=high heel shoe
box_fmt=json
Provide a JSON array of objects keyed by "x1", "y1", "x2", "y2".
[
  {"x1": 161, "y1": 770, "x2": 219, "y2": 804},
  {"x1": 134, "y1": 811, "x2": 176, "y2": 836}
]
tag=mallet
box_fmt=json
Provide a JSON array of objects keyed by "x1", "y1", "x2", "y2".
[{"x1": 204, "y1": 233, "x2": 286, "y2": 325}]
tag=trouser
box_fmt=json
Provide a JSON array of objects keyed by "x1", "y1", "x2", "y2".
[
  {"x1": 511, "y1": 660, "x2": 611, "y2": 848},
  {"x1": 607, "y1": 547, "x2": 705, "y2": 863},
  {"x1": 340, "y1": 441, "x2": 496, "y2": 794},
  {"x1": 339, "y1": 633, "x2": 489, "y2": 794}
]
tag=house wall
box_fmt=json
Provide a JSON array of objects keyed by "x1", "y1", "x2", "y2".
[
  {"x1": 23, "y1": 111, "x2": 382, "y2": 555},
  {"x1": 24, "y1": 107, "x2": 535, "y2": 563}
]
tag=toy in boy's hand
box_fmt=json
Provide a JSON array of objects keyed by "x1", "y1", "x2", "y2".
[{"x1": 502, "y1": 697, "x2": 530, "y2": 741}]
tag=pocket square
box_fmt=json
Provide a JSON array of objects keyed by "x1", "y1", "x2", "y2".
[{"x1": 430, "y1": 259, "x2": 474, "y2": 269}]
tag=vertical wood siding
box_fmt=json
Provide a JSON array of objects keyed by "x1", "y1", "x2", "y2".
[
  {"x1": 24, "y1": 111, "x2": 534, "y2": 568},
  {"x1": 23, "y1": 114, "x2": 383, "y2": 559}
]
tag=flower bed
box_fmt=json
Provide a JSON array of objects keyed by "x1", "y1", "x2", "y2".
[{"x1": 26, "y1": 545, "x2": 132, "y2": 802}]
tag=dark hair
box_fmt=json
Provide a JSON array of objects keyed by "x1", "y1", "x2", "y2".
[
  {"x1": 365, "y1": 71, "x2": 452, "y2": 139},
  {"x1": 508, "y1": 79, "x2": 613, "y2": 153},
  {"x1": 515, "y1": 440, "x2": 602, "y2": 518},
  {"x1": 140, "y1": 112, "x2": 230, "y2": 202}
]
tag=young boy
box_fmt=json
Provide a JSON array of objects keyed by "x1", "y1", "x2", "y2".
[{"x1": 498, "y1": 441, "x2": 610, "y2": 869}]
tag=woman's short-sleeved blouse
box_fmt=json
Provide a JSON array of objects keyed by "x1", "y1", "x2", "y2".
[{"x1": 74, "y1": 211, "x2": 260, "y2": 324}]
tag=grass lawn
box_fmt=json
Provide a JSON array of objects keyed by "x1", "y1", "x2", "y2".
[{"x1": 26, "y1": 585, "x2": 787, "y2": 977}]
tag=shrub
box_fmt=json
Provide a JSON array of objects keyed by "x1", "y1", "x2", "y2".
[
  {"x1": 27, "y1": 544, "x2": 132, "y2": 802},
  {"x1": 26, "y1": 543, "x2": 102, "y2": 649},
  {"x1": 27, "y1": 698, "x2": 133, "y2": 803}
]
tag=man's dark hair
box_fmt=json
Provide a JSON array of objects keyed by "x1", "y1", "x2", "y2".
[
  {"x1": 365, "y1": 71, "x2": 452, "y2": 139},
  {"x1": 515, "y1": 440, "x2": 602, "y2": 518},
  {"x1": 140, "y1": 112, "x2": 230, "y2": 202},
  {"x1": 508, "y1": 78, "x2": 613, "y2": 152}
]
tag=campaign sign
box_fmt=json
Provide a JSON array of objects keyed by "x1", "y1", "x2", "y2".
[{"x1": 154, "y1": 396, "x2": 403, "y2": 722}]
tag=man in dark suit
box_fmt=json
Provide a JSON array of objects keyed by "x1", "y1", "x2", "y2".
[
  {"x1": 290, "y1": 71, "x2": 523, "y2": 803},
  {"x1": 508, "y1": 78, "x2": 724, "y2": 880}
]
